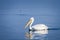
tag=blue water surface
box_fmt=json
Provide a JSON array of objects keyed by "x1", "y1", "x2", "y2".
[{"x1": 0, "y1": 0, "x2": 60, "y2": 40}]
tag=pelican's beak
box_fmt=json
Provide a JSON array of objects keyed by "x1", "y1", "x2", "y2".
[{"x1": 25, "y1": 19, "x2": 32, "y2": 29}]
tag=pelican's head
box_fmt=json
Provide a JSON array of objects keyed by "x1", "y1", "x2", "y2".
[
  {"x1": 25, "y1": 17, "x2": 34, "y2": 29},
  {"x1": 30, "y1": 17, "x2": 34, "y2": 22}
]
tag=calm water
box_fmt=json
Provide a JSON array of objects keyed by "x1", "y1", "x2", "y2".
[{"x1": 0, "y1": 0, "x2": 60, "y2": 40}]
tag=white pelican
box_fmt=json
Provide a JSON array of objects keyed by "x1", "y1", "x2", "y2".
[{"x1": 25, "y1": 17, "x2": 48, "y2": 34}]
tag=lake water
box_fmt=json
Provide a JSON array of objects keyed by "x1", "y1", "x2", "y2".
[{"x1": 0, "y1": 0, "x2": 60, "y2": 40}]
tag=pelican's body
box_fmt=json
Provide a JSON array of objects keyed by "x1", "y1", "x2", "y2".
[
  {"x1": 32, "y1": 24, "x2": 48, "y2": 34},
  {"x1": 32, "y1": 24, "x2": 48, "y2": 30}
]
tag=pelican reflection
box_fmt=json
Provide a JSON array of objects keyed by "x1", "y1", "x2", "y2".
[{"x1": 25, "y1": 29, "x2": 48, "y2": 40}]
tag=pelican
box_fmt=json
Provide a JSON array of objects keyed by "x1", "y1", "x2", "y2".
[{"x1": 25, "y1": 17, "x2": 48, "y2": 34}]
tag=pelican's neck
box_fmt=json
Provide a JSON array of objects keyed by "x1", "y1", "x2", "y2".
[
  {"x1": 29, "y1": 17, "x2": 34, "y2": 29},
  {"x1": 30, "y1": 21, "x2": 34, "y2": 29},
  {"x1": 30, "y1": 23, "x2": 32, "y2": 29}
]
